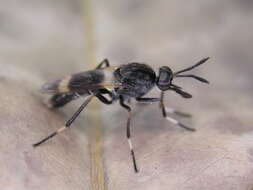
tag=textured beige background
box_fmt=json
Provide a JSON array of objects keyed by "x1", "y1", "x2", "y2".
[{"x1": 0, "y1": 0, "x2": 253, "y2": 189}]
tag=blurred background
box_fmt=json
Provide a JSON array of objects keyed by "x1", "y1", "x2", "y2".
[{"x1": 0, "y1": 0, "x2": 253, "y2": 190}]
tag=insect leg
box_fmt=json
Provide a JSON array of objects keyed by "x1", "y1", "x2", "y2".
[
  {"x1": 164, "y1": 107, "x2": 192, "y2": 118},
  {"x1": 120, "y1": 96, "x2": 139, "y2": 173},
  {"x1": 33, "y1": 95, "x2": 94, "y2": 147},
  {"x1": 94, "y1": 88, "x2": 117, "y2": 104},
  {"x1": 169, "y1": 86, "x2": 193, "y2": 99},
  {"x1": 95, "y1": 59, "x2": 110, "y2": 69},
  {"x1": 136, "y1": 96, "x2": 191, "y2": 117},
  {"x1": 135, "y1": 97, "x2": 160, "y2": 103},
  {"x1": 96, "y1": 93, "x2": 113, "y2": 104},
  {"x1": 160, "y1": 91, "x2": 195, "y2": 131}
]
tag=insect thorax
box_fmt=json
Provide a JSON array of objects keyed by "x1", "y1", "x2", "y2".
[{"x1": 114, "y1": 63, "x2": 156, "y2": 97}]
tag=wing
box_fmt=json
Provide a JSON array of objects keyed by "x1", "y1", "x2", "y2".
[{"x1": 40, "y1": 68, "x2": 122, "y2": 95}]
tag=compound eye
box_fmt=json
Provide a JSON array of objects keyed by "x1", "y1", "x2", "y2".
[
  {"x1": 159, "y1": 67, "x2": 173, "y2": 84},
  {"x1": 157, "y1": 66, "x2": 173, "y2": 90},
  {"x1": 159, "y1": 71, "x2": 169, "y2": 83}
]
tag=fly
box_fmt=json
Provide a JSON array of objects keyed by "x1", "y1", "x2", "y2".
[{"x1": 33, "y1": 57, "x2": 210, "y2": 173}]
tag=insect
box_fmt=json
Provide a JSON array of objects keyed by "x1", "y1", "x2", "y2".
[{"x1": 33, "y1": 57, "x2": 210, "y2": 173}]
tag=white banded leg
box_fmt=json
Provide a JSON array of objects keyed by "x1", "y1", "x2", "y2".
[
  {"x1": 120, "y1": 96, "x2": 139, "y2": 173},
  {"x1": 165, "y1": 115, "x2": 195, "y2": 131},
  {"x1": 165, "y1": 107, "x2": 192, "y2": 117},
  {"x1": 160, "y1": 91, "x2": 195, "y2": 131},
  {"x1": 126, "y1": 111, "x2": 138, "y2": 172},
  {"x1": 33, "y1": 95, "x2": 94, "y2": 147}
]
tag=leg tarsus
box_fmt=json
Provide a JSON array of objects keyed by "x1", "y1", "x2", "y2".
[
  {"x1": 178, "y1": 123, "x2": 196, "y2": 131},
  {"x1": 33, "y1": 131, "x2": 57, "y2": 147}
]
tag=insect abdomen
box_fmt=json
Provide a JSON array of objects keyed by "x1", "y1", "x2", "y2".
[
  {"x1": 41, "y1": 70, "x2": 105, "y2": 95},
  {"x1": 48, "y1": 93, "x2": 79, "y2": 108}
]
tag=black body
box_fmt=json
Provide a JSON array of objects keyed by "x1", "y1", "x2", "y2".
[
  {"x1": 43, "y1": 62, "x2": 159, "y2": 106},
  {"x1": 114, "y1": 63, "x2": 156, "y2": 97},
  {"x1": 35, "y1": 58, "x2": 210, "y2": 173}
]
